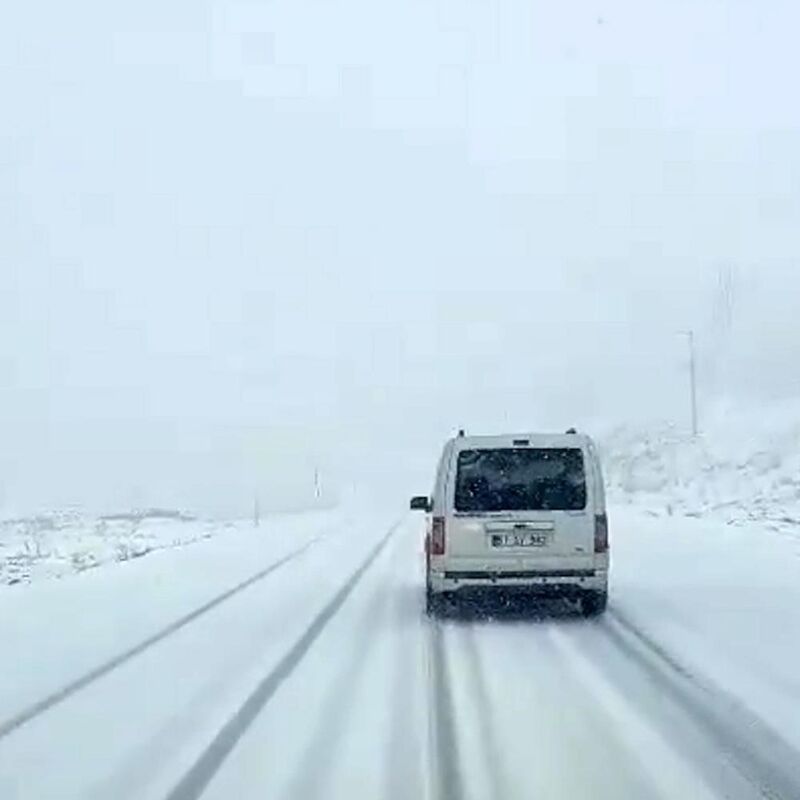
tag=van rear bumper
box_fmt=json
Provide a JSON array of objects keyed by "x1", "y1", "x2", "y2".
[{"x1": 429, "y1": 568, "x2": 608, "y2": 595}]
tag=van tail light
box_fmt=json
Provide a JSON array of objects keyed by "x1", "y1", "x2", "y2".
[
  {"x1": 594, "y1": 513, "x2": 609, "y2": 554},
  {"x1": 431, "y1": 516, "x2": 446, "y2": 556}
]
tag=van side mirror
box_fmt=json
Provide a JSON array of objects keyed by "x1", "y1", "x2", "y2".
[{"x1": 410, "y1": 496, "x2": 431, "y2": 512}]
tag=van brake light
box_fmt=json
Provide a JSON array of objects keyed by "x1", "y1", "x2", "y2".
[
  {"x1": 431, "y1": 517, "x2": 446, "y2": 556},
  {"x1": 594, "y1": 513, "x2": 609, "y2": 553}
]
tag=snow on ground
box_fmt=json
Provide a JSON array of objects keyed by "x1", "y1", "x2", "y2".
[
  {"x1": 2, "y1": 417, "x2": 800, "y2": 798},
  {"x1": 1, "y1": 505, "x2": 797, "y2": 800},
  {"x1": 602, "y1": 399, "x2": 800, "y2": 537},
  {"x1": 611, "y1": 504, "x2": 800, "y2": 752},
  {"x1": 0, "y1": 510, "x2": 231, "y2": 586},
  {"x1": 603, "y1": 403, "x2": 800, "y2": 750},
  {"x1": 0, "y1": 493, "x2": 798, "y2": 798},
  {"x1": 0, "y1": 502, "x2": 380, "y2": 726},
  {"x1": 0, "y1": 504, "x2": 401, "y2": 800},
  {"x1": 0, "y1": 507, "x2": 340, "y2": 587}
]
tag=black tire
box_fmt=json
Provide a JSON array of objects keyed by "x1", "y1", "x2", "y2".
[
  {"x1": 581, "y1": 591, "x2": 608, "y2": 617},
  {"x1": 426, "y1": 588, "x2": 438, "y2": 617},
  {"x1": 425, "y1": 587, "x2": 436, "y2": 617},
  {"x1": 426, "y1": 587, "x2": 448, "y2": 618}
]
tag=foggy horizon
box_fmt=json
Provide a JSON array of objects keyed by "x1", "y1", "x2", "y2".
[{"x1": 3, "y1": 0, "x2": 800, "y2": 516}]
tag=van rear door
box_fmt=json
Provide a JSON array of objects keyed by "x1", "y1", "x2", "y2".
[{"x1": 444, "y1": 445, "x2": 595, "y2": 568}]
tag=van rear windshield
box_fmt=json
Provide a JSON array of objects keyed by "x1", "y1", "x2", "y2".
[{"x1": 454, "y1": 448, "x2": 587, "y2": 512}]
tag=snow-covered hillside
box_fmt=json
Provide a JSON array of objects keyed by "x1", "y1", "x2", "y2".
[
  {"x1": 603, "y1": 402, "x2": 800, "y2": 535},
  {"x1": 0, "y1": 510, "x2": 242, "y2": 586}
]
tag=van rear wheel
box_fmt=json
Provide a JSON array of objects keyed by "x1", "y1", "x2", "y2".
[
  {"x1": 425, "y1": 582, "x2": 448, "y2": 617},
  {"x1": 581, "y1": 591, "x2": 608, "y2": 617},
  {"x1": 425, "y1": 588, "x2": 435, "y2": 616},
  {"x1": 426, "y1": 589, "x2": 440, "y2": 617}
]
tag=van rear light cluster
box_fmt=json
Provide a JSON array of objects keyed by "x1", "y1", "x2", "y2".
[
  {"x1": 431, "y1": 516, "x2": 446, "y2": 555},
  {"x1": 594, "y1": 513, "x2": 609, "y2": 554}
]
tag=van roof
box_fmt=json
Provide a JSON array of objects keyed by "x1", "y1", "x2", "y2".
[{"x1": 450, "y1": 432, "x2": 594, "y2": 449}]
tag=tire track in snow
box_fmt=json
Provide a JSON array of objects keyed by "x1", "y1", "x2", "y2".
[
  {"x1": 383, "y1": 558, "x2": 426, "y2": 800},
  {"x1": 0, "y1": 535, "x2": 324, "y2": 741},
  {"x1": 511, "y1": 621, "x2": 663, "y2": 800},
  {"x1": 459, "y1": 624, "x2": 512, "y2": 800},
  {"x1": 163, "y1": 522, "x2": 399, "y2": 800},
  {"x1": 548, "y1": 623, "x2": 720, "y2": 800},
  {"x1": 84, "y1": 643, "x2": 254, "y2": 800},
  {"x1": 279, "y1": 579, "x2": 392, "y2": 799},
  {"x1": 603, "y1": 609, "x2": 800, "y2": 800},
  {"x1": 428, "y1": 620, "x2": 464, "y2": 800},
  {"x1": 620, "y1": 595, "x2": 800, "y2": 701}
]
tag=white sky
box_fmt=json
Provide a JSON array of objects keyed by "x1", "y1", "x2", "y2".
[{"x1": 2, "y1": 0, "x2": 800, "y2": 513}]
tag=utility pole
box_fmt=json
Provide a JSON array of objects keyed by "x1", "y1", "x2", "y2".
[
  {"x1": 313, "y1": 468, "x2": 322, "y2": 502},
  {"x1": 253, "y1": 492, "x2": 261, "y2": 528},
  {"x1": 680, "y1": 330, "x2": 699, "y2": 437}
]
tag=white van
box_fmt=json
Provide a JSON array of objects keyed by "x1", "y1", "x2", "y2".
[{"x1": 411, "y1": 431, "x2": 609, "y2": 616}]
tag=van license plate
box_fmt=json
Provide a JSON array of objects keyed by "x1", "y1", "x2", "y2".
[{"x1": 492, "y1": 533, "x2": 548, "y2": 548}]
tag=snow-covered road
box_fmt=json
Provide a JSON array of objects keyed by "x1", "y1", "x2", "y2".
[{"x1": 1, "y1": 506, "x2": 799, "y2": 799}]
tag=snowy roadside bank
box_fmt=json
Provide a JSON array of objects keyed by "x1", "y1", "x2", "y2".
[
  {"x1": 604, "y1": 407, "x2": 800, "y2": 746},
  {"x1": 0, "y1": 511, "x2": 224, "y2": 587},
  {"x1": 0, "y1": 504, "x2": 393, "y2": 733},
  {"x1": 0, "y1": 506, "x2": 338, "y2": 588},
  {"x1": 602, "y1": 402, "x2": 800, "y2": 537}
]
